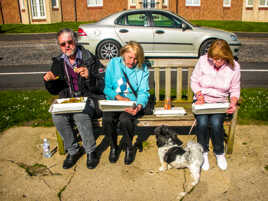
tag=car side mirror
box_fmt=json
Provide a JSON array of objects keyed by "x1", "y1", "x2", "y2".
[{"x1": 182, "y1": 23, "x2": 187, "y2": 31}]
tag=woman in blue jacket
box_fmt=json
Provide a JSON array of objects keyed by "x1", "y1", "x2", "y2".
[{"x1": 103, "y1": 41, "x2": 150, "y2": 165}]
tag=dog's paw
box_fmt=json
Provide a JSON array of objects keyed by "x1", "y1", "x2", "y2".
[
  {"x1": 159, "y1": 166, "x2": 167, "y2": 172},
  {"x1": 177, "y1": 192, "x2": 187, "y2": 200}
]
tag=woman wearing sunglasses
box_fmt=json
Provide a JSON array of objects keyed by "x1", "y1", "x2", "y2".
[{"x1": 191, "y1": 39, "x2": 241, "y2": 171}]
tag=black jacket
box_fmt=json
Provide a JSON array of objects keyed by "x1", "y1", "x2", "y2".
[{"x1": 45, "y1": 45, "x2": 105, "y2": 99}]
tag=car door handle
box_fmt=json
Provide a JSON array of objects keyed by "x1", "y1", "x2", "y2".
[
  {"x1": 119, "y1": 29, "x2": 128, "y2": 33},
  {"x1": 155, "y1": 30, "x2": 165, "y2": 34}
]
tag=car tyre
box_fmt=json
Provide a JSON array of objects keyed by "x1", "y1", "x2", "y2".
[
  {"x1": 97, "y1": 40, "x2": 121, "y2": 60},
  {"x1": 199, "y1": 39, "x2": 216, "y2": 57}
]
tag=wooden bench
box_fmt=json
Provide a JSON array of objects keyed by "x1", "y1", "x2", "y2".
[{"x1": 56, "y1": 59, "x2": 239, "y2": 155}]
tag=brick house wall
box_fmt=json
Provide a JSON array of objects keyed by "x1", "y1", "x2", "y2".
[
  {"x1": 169, "y1": 0, "x2": 243, "y2": 21},
  {"x1": 62, "y1": 0, "x2": 128, "y2": 22},
  {"x1": 0, "y1": 0, "x2": 20, "y2": 24}
]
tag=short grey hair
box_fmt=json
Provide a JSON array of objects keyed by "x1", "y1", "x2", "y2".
[{"x1": 56, "y1": 28, "x2": 78, "y2": 45}]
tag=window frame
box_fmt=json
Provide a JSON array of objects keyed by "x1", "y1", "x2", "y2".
[
  {"x1": 130, "y1": 0, "x2": 136, "y2": 6},
  {"x1": 20, "y1": 0, "x2": 25, "y2": 10},
  {"x1": 87, "y1": 0, "x2": 103, "y2": 7},
  {"x1": 52, "y1": 0, "x2": 59, "y2": 8},
  {"x1": 31, "y1": 0, "x2": 47, "y2": 20},
  {"x1": 259, "y1": 0, "x2": 268, "y2": 7},
  {"x1": 162, "y1": 0, "x2": 168, "y2": 6},
  {"x1": 223, "y1": 0, "x2": 231, "y2": 7},
  {"x1": 246, "y1": 0, "x2": 253, "y2": 8},
  {"x1": 185, "y1": 0, "x2": 201, "y2": 7}
]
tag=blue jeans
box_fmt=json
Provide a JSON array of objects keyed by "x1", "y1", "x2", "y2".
[
  {"x1": 52, "y1": 112, "x2": 96, "y2": 155},
  {"x1": 195, "y1": 113, "x2": 226, "y2": 155}
]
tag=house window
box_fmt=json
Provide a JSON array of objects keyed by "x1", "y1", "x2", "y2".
[
  {"x1": 186, "y1": 0, "x2": 200, "y2": 7},
  {"x1": 143, "y1": 0, "x2": 156, "y2": 8},
  {"x1": 130, "y1": 0, "x2": 136, "y2": 6},
  {"x1": 31, "y1": 0, "x2": 46, "y2": 19},
  {"x1": 223, "y1": 0, "x2": 231, "y2": 7},
  {"x1": 259, "y1": 0, "x2": 268, "y2": 7},
  {"x1": 246, "y1": 0, "x2": 253, "y2": 7},
  {"x1": 163, "y1": 0, "x2": 168, "y2": 6},
  {"x1": 20, "y1": 0, "x2": 25, "y2": 10},
  {"x1": 87, "y1": 0, "x2": 103, "y2": 7},
  {"x1": 52, "y1": 0, "x2": 59, "y2": 8}
]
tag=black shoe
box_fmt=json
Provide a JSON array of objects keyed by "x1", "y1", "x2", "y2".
[
  {"x1": 109, "y1": 147, "x2": 118, "y2": 163},
  {"x1": 63, "y1": 149, "x2": 83, "y2": 169},
  {"x1": 124, "y1": 147, "x2": 134, "y2": 165},
  {"x1": 87, "y1": 151, "x2": 98, "y2": 169}
]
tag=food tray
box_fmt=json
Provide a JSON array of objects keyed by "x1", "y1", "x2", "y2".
[
  {"x1": 49, "y1": 97, "x2": 87, "y2": 114},
  {"x1": 192, "y1": 103, "x2": 230, "y2": 114}
]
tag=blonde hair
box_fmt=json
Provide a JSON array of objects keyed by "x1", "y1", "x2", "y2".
[
  {"x1": 208, "y1": 39, "x2": 234, "y2": 68},
  {"x1": 120, "y1": 41, "x2": 144, "y2": 68}
]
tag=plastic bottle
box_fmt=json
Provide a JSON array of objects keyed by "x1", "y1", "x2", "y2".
[
  {"x1": 43, "y1": 138, "x2": 51, "y2": 158},
  {"x1": 164, "y1": 97, "x2": 171, "y2": 110}
]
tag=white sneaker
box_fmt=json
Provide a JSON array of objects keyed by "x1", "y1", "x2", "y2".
[
  {"x1": 202, "y1": 152, "x2": 210, "y2": 171},
  {"x1": 216, "y1": 154, "x2": 227, "y2": 170}
]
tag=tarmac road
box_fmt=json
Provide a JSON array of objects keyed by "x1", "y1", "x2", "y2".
[{"x1": 0, "y1": 32, "x2": 267, "y2": 90}]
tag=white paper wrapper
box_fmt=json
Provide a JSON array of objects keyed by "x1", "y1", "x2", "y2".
[
  {"x1": 192, "y1": 103, "x2": 230, "y2": 114},
  {"x1": 98, "y1": 100, "x2": 136, "y2": 112},
  {"x1": 49, "y1": 97, "x2": 87, "y2": 114},
  {"x1": 153, "y1": 107, "x2": 186, "y2": 117}
]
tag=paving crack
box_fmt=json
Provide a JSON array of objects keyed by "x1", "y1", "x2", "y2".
[
  {"x1": 57, "y1": 165, "x2": 77, "y2": 201},
  {"x1": 7, "y1": 159, "x2": 61, "y2": 177}
]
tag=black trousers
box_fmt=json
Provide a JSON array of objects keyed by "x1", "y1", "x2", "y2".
[{"x1": 102, "y1": 111, "x2": 137, "y2": 149}]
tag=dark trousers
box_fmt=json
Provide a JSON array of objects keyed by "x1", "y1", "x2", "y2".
[
  {"x1": 195, "y1": 113, "x2": 226, "y2": 155},
  {"x1": 102, "y1": 111, "x2": 137, "y2": 149}
]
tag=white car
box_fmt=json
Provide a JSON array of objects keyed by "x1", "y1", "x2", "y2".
[{"x1": 78, "y1": 9, "x2": 241, "y2": 60}]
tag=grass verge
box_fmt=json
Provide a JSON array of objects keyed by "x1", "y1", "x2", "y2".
[
  {"x1": 0, "y1": 88, "x2": 267, "y2": 133},
  {"x1": 0, "y1": 20, "x2": 268, "y2": 33}
]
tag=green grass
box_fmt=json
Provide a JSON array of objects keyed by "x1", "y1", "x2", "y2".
[
  {"x1": 0, "y1": 22, "x2": 93, "y2": 33},
  {"x1": 0, "y1": 90, "x2": 55, "y2": 132},
  {"x1": 0, "y1": 88, "x2": 267, "y2": 133},
  {"x1": 0, "y1": 20, "x2": 268, "y2": 33},
  {"x1": 190, "y1": 20, "x2": 268, "y2": 32}
]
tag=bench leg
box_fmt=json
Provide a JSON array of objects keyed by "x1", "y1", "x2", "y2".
[
  {"x1": 226, "y1": 109, "x2": 238, "y2": 154},
  {"x1": 56, "y1": 130, "x2": 65, "y2": 155}
]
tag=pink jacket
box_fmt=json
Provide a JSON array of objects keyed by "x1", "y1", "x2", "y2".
[{"x1": 191, "y1": 54, "x2": 240, "y2": 103}]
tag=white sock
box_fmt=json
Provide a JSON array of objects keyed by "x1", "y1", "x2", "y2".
[
  {"x1": 216, "y1": 154, "x2": 227, "y2": 170},
  {"x1": 202, "y1": 152, "x2": 210, "y2": 171}
]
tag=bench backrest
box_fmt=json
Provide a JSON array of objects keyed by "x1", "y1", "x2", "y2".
[{"x1": 101, "y1": 58, "x2": 198, "y2": 103}]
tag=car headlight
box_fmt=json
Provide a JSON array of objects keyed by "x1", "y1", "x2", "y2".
[{"x1": 230, "y1": 34, "x2": 238, "y2": 41}]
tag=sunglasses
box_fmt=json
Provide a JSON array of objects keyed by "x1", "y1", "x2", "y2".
[{"x1": 59, "y1": 40, "x2": 74, "y2": 47}]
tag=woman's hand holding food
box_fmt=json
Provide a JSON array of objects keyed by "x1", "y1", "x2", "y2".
[{"x1": 195, "y1": 91, "x2": 205, "y2": 104}]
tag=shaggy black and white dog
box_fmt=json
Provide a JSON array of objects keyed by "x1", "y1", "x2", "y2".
[{"x1": 154, "y1": 125, "x2": 204, "y2": 199}]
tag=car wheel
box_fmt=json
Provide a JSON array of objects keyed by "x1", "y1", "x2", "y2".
[
  {"x1": 199, "y1": 39, "x2": 216, "y2": 57},
  {"x1": 97, "y1": 40, "x2": 121, "y2": 60}
]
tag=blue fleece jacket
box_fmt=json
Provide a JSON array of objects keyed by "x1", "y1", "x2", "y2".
[{"x1": 104, "y1": 57, "x2": 150, "y2": 108}]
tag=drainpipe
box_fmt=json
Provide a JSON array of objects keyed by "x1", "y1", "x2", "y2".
[
  {"x1": 176, "y1": 0, "x2": 178, "y2": 15},
  {"x1": 74, "y1": 0, "x2": 77, "y2": 22},
  {"x1": 60, "y1": 0, "x2": 63, "y2": 22},
  {"x1": 17, "y1": 0, "x2": 22, "y2": 23},
  {"x1": 26, "y1": 0, "x2": 31, "y2": 24},
  {"x1": 0, "y1": 1, "x2": 4, "y2": 24}
]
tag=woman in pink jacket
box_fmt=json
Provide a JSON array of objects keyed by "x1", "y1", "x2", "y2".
[{"x1": 191, "y1": 39, "x2": 241, "y2": 171}]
